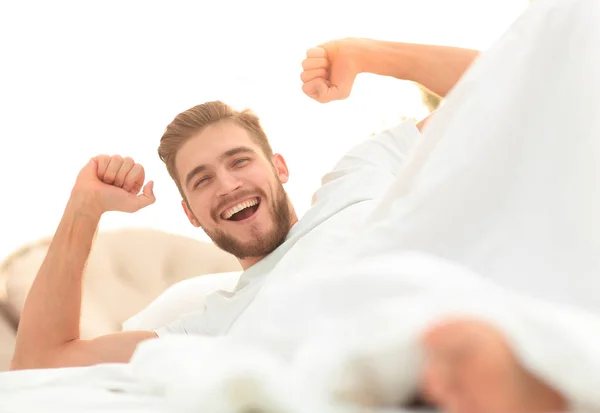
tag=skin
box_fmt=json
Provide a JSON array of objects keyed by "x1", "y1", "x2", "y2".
[
  {"x1": 13, "y1": 38, "x2": 559, "y2": 413},
  {"x1": 11, "y1": 156, "x2": 158, "y2": 370},
  {"x1": 10, "y1": 126, "x2": 300, "y2": 369},
  {"x1": 300, "y1": 38, "x2": 480, "y2": 103},
  {"x1": 420, "y1": 319, "x2": 567, "y2": 413},
  {"x1": 176, "y1": 121, "x2": 298, "y2": 270}
]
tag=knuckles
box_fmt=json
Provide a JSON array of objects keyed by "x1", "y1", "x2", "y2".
[{"x1": 92, "y1": 154, "x2": 145, "y2": 187}]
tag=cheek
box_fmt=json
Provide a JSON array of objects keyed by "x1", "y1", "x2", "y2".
[
  {"x1": 187, "y1": 195, "x2": 213, "y2": 222},
  {"x1": 253, "y1": 167, "x2": 282, "y2": 189}
]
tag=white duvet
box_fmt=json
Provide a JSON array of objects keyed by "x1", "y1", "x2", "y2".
[
  {"x1": 2, "y1": 252, "x2": 600, "y2": 413},
  {"x1": 2, "y1": 0, "x2": 600, "y2": 411},
  {"x1": 132, "y1": 255, "x2": 600, "y2": 413},
  {"x1": 122, "y1": 252, "x2": 600, "y2": 413}
]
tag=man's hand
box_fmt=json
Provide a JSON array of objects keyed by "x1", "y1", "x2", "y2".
[
  {"x1": 72, "y1": 155, "x2": 156, "y2": 217},
  {"x1": 12, "y1": 154, "x2": 157, "y2": 371},
  {"x1": 301, "y1": 39, "x2": 363, "y2": 104},
  {"x1": 301, "y1": 38, "x2": 479, "y2": 103}
]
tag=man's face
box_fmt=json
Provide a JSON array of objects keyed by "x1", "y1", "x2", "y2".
[{"x1": 176, "y1": 121, "x2": 293, "y2": 260}]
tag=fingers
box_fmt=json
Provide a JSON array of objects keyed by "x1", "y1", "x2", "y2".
[
  {"x1": 133, "y1": 181, "x2": 156, "y2": 211},
  {"x1": 103, "y1": 155, "x2": 124, "y2": 184},
  {"x1": 113, "y1": 156, "x2": 135, "y2": 188},
  {"x1": 94, "y1": 155, "x2": 146, "y2": 193},
  {"x1": 302, "y1": 78, "x2": 328, "y2": 100},
  {"x1": 93, "y1": 155, "x2": 111, "y2": 180},
  {"x1": 301, "y1": 48, "x2": 329, "y2": 83},
  {"x1": 85, "y1": 154, "x2": 155, "y2": 215},
  {"x1": 301, "y1": 51, "x2": 331, "y2": 103},
  {"x1": 300, "y1": 68, "x2": 328, "y2": 84},
  {"x1": 302, "y1": 78, "x2": 346, "y2": 104},
  {"x1": 305, "y1": 47, "x2": 326, "y2": 59},
  {"x1": 116, "y1": 180, "x2": 156, "y2": 214},
  {"x1": 301, "y1": 45, "x2": 352, "y2": 103},
  {"x1": 302, "y1": 56, "x2": 329, "y2": 71},
  {"x1": 122, "y1": 162, "x2": 145, "y2": 194}
]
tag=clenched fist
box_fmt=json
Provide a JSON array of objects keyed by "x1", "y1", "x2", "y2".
[
  {"x1": 300, "y1": 38, "x2": 363, "y2": 104},
  {"x1": 72, "y1": 155, "x2": 156, "y2": 217}
]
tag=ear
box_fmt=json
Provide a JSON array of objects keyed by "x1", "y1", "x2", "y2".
[
  {"x1": 181, "y1": 200, "x2": 201, "y2": 227},
  {"x1": 272, "y1": 153, "x2": 290, "y2": 184}
]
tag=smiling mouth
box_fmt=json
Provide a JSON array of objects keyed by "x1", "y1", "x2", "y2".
[{"x1": 221, "y1": 197, "x2": 261, "y2": 222}]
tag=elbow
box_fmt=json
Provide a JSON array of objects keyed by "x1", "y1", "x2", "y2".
[
  {"x1": 10, "y1": 351, "x2": 53, "y2": 371},
  {"x1": 9, "y1": 360, "x2": 30, "y2": 371},
  {"x1": 10, "y1": 356, "x2": 40, "y2": 371},
  {"x1": 10, "y1": 343, "x2": 66, "y2": 371},
  {"x1": 10, "y1": 346, "x2": 32, "y2": 370},
  {"x1": 8, "y1": 357, "x2": 22, "y2": 371}
]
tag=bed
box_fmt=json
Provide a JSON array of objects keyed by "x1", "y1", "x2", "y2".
[
  {"x1": 4, "y1": 0, "x2": 600, "y2": 411},
  {"x1": 0, "y1": 363, "x2": 431, "y2": 413}
]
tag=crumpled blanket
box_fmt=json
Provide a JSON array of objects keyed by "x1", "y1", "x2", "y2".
[
  {"x1": 2, "y1": 254, "x2": 599, "y2": 413},
  {"x1": 3, "y1": 0, "x2": 600, "y2": 412},
  {"x1": 128, "y1": 252, "x2": 600, "y2": 413}
]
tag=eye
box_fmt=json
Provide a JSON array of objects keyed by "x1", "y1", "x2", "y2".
[
  {"x1": 232, "y1": 158, "x2": 250, "y2": 168},
  {"x1": 193, "y1": 176, "x2": 211, "y2": 188}
]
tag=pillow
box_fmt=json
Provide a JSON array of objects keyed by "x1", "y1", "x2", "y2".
[{"x1": 122, "y1": 271, "x2": 242, "y2": 331}]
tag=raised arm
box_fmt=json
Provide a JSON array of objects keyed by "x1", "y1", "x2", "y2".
[
  {"x1": 301, "y1": 38, "x2": 480, "y2": 103},
  {"x1": 11, "y1": 155, "x2": 157, "y2": 370},
  {"x1": 356, "y1": 39, "x2": 479, "y2": 98}
]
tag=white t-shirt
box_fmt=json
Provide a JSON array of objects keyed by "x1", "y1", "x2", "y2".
[{"x1": 155, "y1": 119, "x2": 421, "y2": 337}]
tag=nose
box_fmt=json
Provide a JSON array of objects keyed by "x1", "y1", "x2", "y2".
[{"x1": 216, "y1": 172, "x2": 243, "y2": 197}]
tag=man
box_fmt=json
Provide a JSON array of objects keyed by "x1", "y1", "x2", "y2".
[
  {"x1": 11, "y1": 38, "x2": 477, "y2": 371},
  {"x1": 12, "y1": 0, "x2": 597, "y2": 410}
]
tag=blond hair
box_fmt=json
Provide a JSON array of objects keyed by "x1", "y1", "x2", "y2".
[{"x1": 157, "y1": 101, "x2": 274, "y2": 198}]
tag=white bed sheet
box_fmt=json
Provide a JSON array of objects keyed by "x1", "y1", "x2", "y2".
[
  {"x1": 0, "y1": 366, "x2": 427, "y2": 413},
  {"x1": 3, "y1": 0, "x2": 600, "y2": 411},
  {"x1": 0, "y1": 364, "x2": 167, "y2": 413},
  {"x1": 2, "y1": 252, "x2": 600, "y2": 413},
  {"x1": 2, "y1": 387, "x2": 165, "y2": 413}
]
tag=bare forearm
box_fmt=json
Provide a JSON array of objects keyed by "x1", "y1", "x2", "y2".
[
  {"x1": 13, "y1": 194, "x2": 100, "y2": 366},
  {"x1": 354, "y1": 39, "x2": 480, "y2": 97}
]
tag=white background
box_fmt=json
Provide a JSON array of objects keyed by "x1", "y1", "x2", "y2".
[{"x1": 0, "y1": 0, "x2": 529, "y2": 259}]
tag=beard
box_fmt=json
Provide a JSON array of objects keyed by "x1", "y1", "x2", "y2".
[{"x1": 203, "y1": 182, "x2": 292, "y2": 260}]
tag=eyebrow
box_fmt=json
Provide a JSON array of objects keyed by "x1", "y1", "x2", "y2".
[{"x1": 184, "y1": 146, "x2": 257, "y2": 188}]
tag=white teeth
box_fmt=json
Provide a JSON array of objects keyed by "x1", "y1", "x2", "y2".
[{"x1": 221, "y1": 198, "x2": 259, "y2": 219}]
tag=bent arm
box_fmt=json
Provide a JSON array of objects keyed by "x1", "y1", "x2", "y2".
[
  {"x1": 354, "y1": 39, "x2": 480, "y2": 97},
  {"x1": 11, "y1": 330, "x2": 157, "y2": 370},
  {"x1": 11, "y1": 192, "x2": 155, "y2": 370}
]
